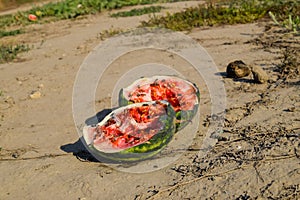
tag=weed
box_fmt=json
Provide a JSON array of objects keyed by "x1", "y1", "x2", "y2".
[
  {"x1": 140, "y1": 1, "x2": 265, "y2": 31},
  {"x1": 277, "y1": 47, "x2": 300, "y2": 79},
  {"x1": 268, "y1": 11, "x2": 280, "y2": 25},
  {"x1": 0, "y1": 44, "x2": 30, "y2": 63},
  {"x1": 98, "y1": 27, "x2": 125, "y2": 40},
  {"x1": 140, "y1": 0, "x2": 300, "y2": 31},
  {"x1": 110, "y1": 6, "x2": 164, "y2": 18},
  {"x1": 269, "y1": 11, "x2": 300, "y2": 34}
]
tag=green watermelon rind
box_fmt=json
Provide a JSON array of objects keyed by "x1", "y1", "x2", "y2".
[
  {"x1": 175, "y1": 104, "x2": 199, "y2": 131},
  {"x1": 175, "y1": 85, "x2": 200, "y2": 131},
  {"x1": 118, "y1": 77, "x2": 200, "y2": 132},
  {"x1": 88, "y1": 101, "x2": 176, "y2": 162}
]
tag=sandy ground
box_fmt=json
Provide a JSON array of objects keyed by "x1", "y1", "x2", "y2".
[{"x1": 0, "y1": 1, "x2": 299, "y2": 199}]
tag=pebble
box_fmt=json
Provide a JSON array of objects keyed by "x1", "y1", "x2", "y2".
[
  {"x1": 4, "y1": 96, "x2": 15, "y2": 105},
  {"x1": 58, "y1": 54, "x2": 66, "y2": 60},
  {"x1": 38, "y1": 84, "x2": 44, "y2": 89},
  {"x1": 29, "y1": 91, "x2": 42, "y2": 99},
  {"x1": 16, "y1": 76, "x2": 29, "y2": 82},
  {"x1": 12, "y1": 153, "x2": 19, "y2": 158},
  {"x1": 251, "y1": 65, "x2": 269, "y2": 84},
  {"x1": 77, "y1": 45, "x2": 85, "y2": 50},
  {"x1": 285, "y1": 107, "x2": 295, "y2": 112}
]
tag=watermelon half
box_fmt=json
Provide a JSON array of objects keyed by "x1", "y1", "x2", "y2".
[
  {"x1": 119, "y1": 76, "x2": 200, "y2": 131},
  {"x1": 83, "y1": 100, "x2": 175, "y2": 162}
]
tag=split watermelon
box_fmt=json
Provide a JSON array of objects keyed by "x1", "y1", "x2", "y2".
[
  {"x1": 119, "y1": 76, "x2": 200, "y2": 131},
  {"x1": 83, "y1": 100, "x2": 175, "y2": 162}
]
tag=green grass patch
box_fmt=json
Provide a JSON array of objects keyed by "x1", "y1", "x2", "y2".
[
  {"x1": 140, "y1": 0, "x2": 300, "y2": 31},
  {"x1": 0, "y1": 29, "x2": 24, "y2": 38},
  {"x1": 0, "y1": 44, "x2": 30, "y2": 63},
  {"x1": 110, "y1": 6, "x2": 164, "y2": 18}
]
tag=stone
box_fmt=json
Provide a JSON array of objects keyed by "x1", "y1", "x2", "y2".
[
  {"x1": 38, "y1": 84, "x2": 44, "y2": 89},
  {"x1": 29, "y1": 91, "x2": 42, "y2": 99}
]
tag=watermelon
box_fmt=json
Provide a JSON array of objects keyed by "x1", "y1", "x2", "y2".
[
  {"x1": 83, "y1": 100, "x2": 175, "y2": 162},
  {"x1": 119, "y1": 76, "x2": 200, "y2": 131}
]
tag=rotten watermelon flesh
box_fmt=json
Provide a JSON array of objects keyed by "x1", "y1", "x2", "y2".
[
  {"x1": 119, "y1": 76, "x2": 200, "y2": 131},
  {"x1": 83, "y1": 101, "x2": 175, "y2": 161}
]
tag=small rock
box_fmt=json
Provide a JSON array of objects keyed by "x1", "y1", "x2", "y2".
[
  {"x1": 29, "y1": 91, "x2": 42, "y2": 99},
  {"x1": 4, "y1": 96, "x2": 15, "y2": 105},
  {"x1": 77, "y1": 45, "x2": 85, "y2": 50},
  {"x1": 12, "y1": 152, "x2": 19, "y2": 158},
  {"x1": 251, "y1": 65, "x2": 269, "y2": 84},
  {"x1": 226, "y1": 60, "x2": 251, "y2": 78},
  {"x1": 58, "y1": 54, "x2": 66, "y2": 60},
  {"x1": 269, "y1": 75, "x2": 278, "y2": 83},
  {"x1": 16, "y1": 76, "x2": 29, "y2": 82},
  {"x1": 38, "y1": 84, "x2": 44, "y2": 89},
  {"x1": 285, "y1": 107, "x2": 295, "y2": 112}
]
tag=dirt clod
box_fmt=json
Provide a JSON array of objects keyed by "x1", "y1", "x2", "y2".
[
  {"x1": 251, "y1": 65, "x2": 269, "y2": 84},
  {"x1": 226, "y1": 60, "x2": 251, "y2": 78}
]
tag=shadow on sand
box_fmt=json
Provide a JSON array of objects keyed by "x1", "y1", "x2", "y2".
[
  {"x1": 60, "y1": 108, "x2": 113, "y2": 162},
  {"x1": 215, "y1": 72, "x2": 255, "y2": 83},
  {"x1": 60, "y1": 138, "x2": 98, "y2": 162}
]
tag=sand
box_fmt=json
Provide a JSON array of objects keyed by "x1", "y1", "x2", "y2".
[{"x1": 0, "y1": 1, "x2": 299, "y2": 199}]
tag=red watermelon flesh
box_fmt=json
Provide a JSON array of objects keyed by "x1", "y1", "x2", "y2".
[
  {"x1": 83, "y1": 101, "x2": 169, "y2": 153},
  {"x1": 122, "y1": 76, "x2": 199, "y2": 112}
]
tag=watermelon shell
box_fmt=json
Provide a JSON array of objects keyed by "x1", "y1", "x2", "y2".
[
  {"x1": 83, "y1": 100, "x2": 175, "y2": 162},
  {"x1": 119, "y1": 76, "x2": 200, "y2": 131}
]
